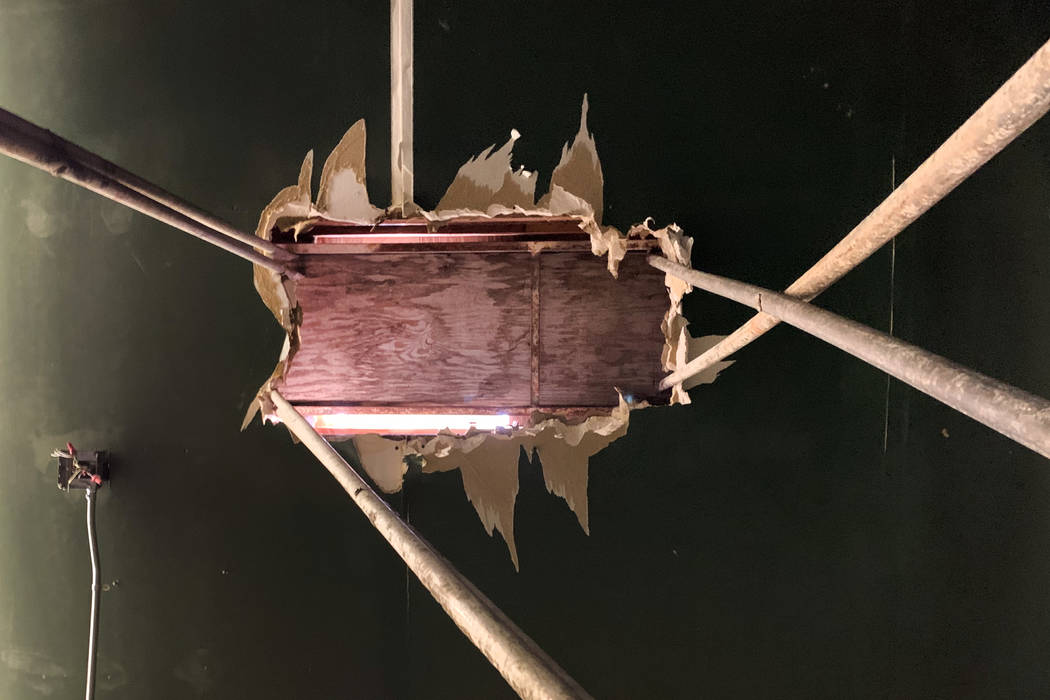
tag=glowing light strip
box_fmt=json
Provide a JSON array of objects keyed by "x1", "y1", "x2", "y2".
[{"x1": 307, "y1": 413, "x2": 512, "y2": 434}]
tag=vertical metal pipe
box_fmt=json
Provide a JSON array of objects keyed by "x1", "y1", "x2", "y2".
[
  {"x1": 0, "y1": 108, "x2": 292, "y2": 275},
  {"x1": 269, "y1": 390, "x2": 592, "y2": 700},
  {"x1": 661, "y1": 37, "x2": 1050, "y2": 390},
  {"x1": 390, "y1": 0, "x2": 415, "y2": 215},
  {"x1": 650, "y1": 256, "x2": 1050, "y2": 459},
  {"x1": 84, "y1": 486, "x2": 99, "y2": 700}
]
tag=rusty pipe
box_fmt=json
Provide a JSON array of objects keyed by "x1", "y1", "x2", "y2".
[
  {"x1": 651, "y1": 256, "x2": 1050, "y2": 459},
  {"x1": 661, "y1": 37, "x2": 1050, "y2": 390},
  {"x1": 269, "y1": 389, "x2": 593, "y2": 700},
  {"x1": 0, "y1": 107, "x2": 292, "y2": 275}
]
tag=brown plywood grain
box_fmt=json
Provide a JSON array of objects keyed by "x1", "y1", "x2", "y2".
[
  {"x1": 279, "y1": 250, "x2": 668, "y2": 409},
  {"x1": 538, "y1": 252, "x2": 667, "y2": 406},
  {"x1": 279, "y1": 254, "x2": 533, "y2": 406}
]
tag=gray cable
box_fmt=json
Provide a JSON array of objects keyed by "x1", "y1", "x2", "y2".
[{"x1": 84, "y1": 486, "x2": 99, "y2": 700}]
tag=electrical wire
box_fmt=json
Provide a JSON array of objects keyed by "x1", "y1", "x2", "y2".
[{"x1": 84, "y1": 486, "x2": 99, "y2": 700}]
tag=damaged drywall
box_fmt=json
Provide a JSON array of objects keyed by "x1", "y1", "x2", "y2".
[
  {"x1": 537, "y1": 94, "x2": 604, "y2": 226},
  {"x1": 401, "y1": 394, "x2": 638, "y2": 570},
  {"x1": 316, "y1": 120, "x2": 385, "y2": 224},
  {"x1": 246, "y1": 96, "x2": 730, "y2": 568},
  {"x1": 240, "y1": 149, "x2": 314, "y2": 430},
  {"x1": 351, "y1": 434, "x2": 409, "y2": 493},
  {"x1": 433, "y1": 129, "x2": 537, "y2": 214},
  {"x1": 415, "y1": 430, "x2": 528, "y2": 569}
]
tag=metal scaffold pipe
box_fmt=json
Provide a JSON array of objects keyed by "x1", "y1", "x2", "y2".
[
  {"x1": 650, "y1": 255, "x2": 1050, "y2": 460},
  {"x1": 269, "y1": 390, "x2": 593, "y2": 700},
  {"x1": 390, "y1": 0, "x2": 415, "y2": 216},
  {"x1": 661, "y1": 37, "x2": 1050, "y2": 390},
  {"x1": 0, "y1": 107, "x2": 292, "y2": 276}
]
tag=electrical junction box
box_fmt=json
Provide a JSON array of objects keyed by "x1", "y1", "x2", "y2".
[{"x1": 56, "y1": 449, "x2": 110, "y2": 491}]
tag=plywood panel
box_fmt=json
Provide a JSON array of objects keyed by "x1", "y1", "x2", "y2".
[
  {"x1": 280, "y1": 254, "x2": 533, "y2": 406},
  {"x1": 538, "y1": 252, "x2": 667, "y2": 406}
]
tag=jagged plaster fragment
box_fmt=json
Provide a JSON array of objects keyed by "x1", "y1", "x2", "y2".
[
  {"x1": 434, "y1": 129, "x2": 536, "y2": 214},
  {"x1": 680, "y1": 334, "x2": 735, "y2": 390},
  {"x1": 253, "y1": 150, "x2": 311, "y2": 330},
  {"x1": 316, "y1": 119, "x2": 384, "y2": 224},
  {"x1": 353, "y1": 434, "x2": 409, "y2": 494},
  {"x1": 413, "y1": 431, "x2": 528, "y2": 570},
  {"x1": 399, "y1": 395, "x2": 637, "y2": 567},
  {"x1": 242, "y1": 151, "x2": 312, "y2": 429},
  {"x1": 429, "y1": 95, "x2": 626, "y2": 275},
  {"x1": 537, "y1": 94, "x2": 603, "y2": 224},
  {"x1": 529, "y1": 395, "x2": 633, "y2": 534},
  {"x1": 247, "y1": 97, "x2": 736, "y2": 569},
  {"x1": 626, "y1": 219, "x2": 731, "y2": 404}
]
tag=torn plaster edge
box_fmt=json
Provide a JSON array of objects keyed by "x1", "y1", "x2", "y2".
[
  {"x1": 431, "y1": 129, "x2": 536, "y2": 215},
  {"x1": 244, "y1": 94, "x2": 728, "y2": 436},
  {"x1": 243, "y1": 97, "x2": 731, "y2": 568},
  {"x1": 241, "y1": 119, "x2": 387, "y2": 431},
  {"x1": 424, "y1": 94, "x2": 618, "y2": 274},
  {"x1": 417, "y1": 96, "x2": 722, "y2": 394},
  {"x1": 241, "y1": 150, "x2": 313, "y2": 431},
  {"x1": 536, "y1": 93, "x2": 603, "y2": 226},
  {"x1": 314, "y1": 119, "x2": 385, "y2": 225},
  {"x1": 397, "y1": 392, "x2": 642, "y2": 570},
  {"x1": 251, "y1": 389, "x2": 640, "y2": 571},
  {"x1": 623, "y1": 218, "x2": 734, "y2": 405},
  {"x1": 348, "y1": 393, "x2": 638, "y2": 492},
  {"x1": 421, "y1": 202, "x2": 630, "y2": 276},
  {"x1": 245, "y1": 96, "x2": 635, "y2": 433},
  {"x1": 251, "y1": 97, "x2": 622, "y2": 267}
]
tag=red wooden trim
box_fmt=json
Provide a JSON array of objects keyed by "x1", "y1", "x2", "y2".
[
  {"x1": 281, "y1": 239, "x2": 658, "y2": 255},
  {"x1": 270, "y1": 215, "x2": 660, "y2": 255}
]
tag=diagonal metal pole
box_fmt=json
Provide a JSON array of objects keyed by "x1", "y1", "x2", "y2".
[
  {"x1": 661, "y1": 37, "x2": 1050, "y2": 390},
  {"x1": 651, "y1": 255, "x2": 1050, "y2": 459},
  {"x1": 0, "y1": 107, "x2": 292, "y2": 275},
  {"x1": 269, "y1": 389, "x2": 592, "y2": 700},
  {"x1": 0, "y1": 107, "x2": 291, "y2": 259}
]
